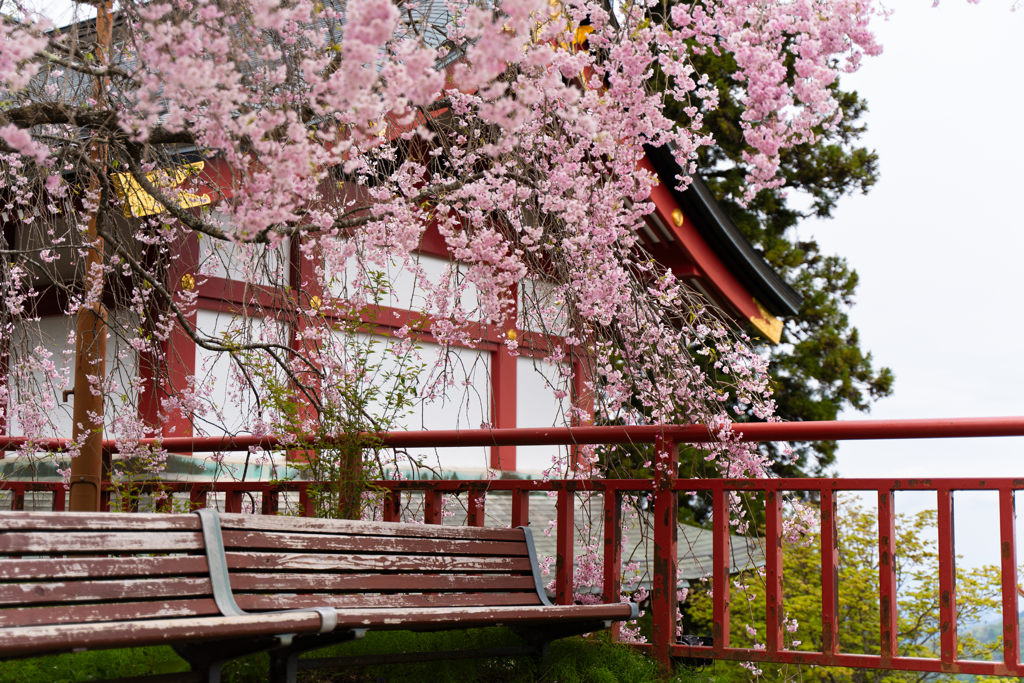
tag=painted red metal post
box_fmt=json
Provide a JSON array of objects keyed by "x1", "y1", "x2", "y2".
[
  {"x1": 999, "y1": 488, "x2": 1019, "y2": 673},
  {"x1": 511, "y1": 486, "x2": 530, "y2": 528},
  {"x1": 652, "y1": 436, "x2": 679, "y2": 669},
  {"x1": 820, "y1": 488, "x2": 840, "y2": 663},
  {"x1": 937, "y1": 488, "x2": 958, "y2": 669},
  {"x1": 603, "y1": 486, "x2": 623, "y2": 641},
  {"x1": 765, "y1": 489, "x2": 784, "y2": 655},
  {"x1": 712, "y1": 486, "x2": 731, "y2": 655},
  {"x1": 467, "y1": 490, "x2": 486, "y2": 527},
  {"x1": 878, "y1": 489, "x2": 898, "y2": 666},
  {"x1": 424, "y1": 488, "x2": 443, "y2": 524},
  {"x1": 555, "y1": 487, "x2": 574, "y2": 605}
]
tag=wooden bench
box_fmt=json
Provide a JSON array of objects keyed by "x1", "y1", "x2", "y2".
[{"x1": 0, "y1": 509, "x2": 638, "y2": 683}]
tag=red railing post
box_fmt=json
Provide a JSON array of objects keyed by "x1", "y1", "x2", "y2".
[
  {"x1": 937, "y1": 488, "x2": 957, "y2": 670},
  {"x1": 261, "y1": 487, "x2": 279, "y2": 515},
  {"x1": 603, "y1": 486, "x2": 623, "y2": 641},
  {"x1": 999, "y1": 488, "x2": 1019, "y2": 673},
  {"x1": 189, "y1": 484, "x2": 209, "y2": 511},
  {"x1": 555, "y1": 486, "x2": 574, "y2": 605},
  {"x1": 652, "y1": 436, "x2": 679, "y2": 669},
  {"x1": 224, "y1": 489, "x2": 243, "y2": 514},
  {"x1": 424, "y1": 487, "x2": 443, "y2": 524},
  {"x1": 878, "y1": 489, "x2": 898, "y2": 666},
  {"x1": 382, "y1": 487, "x2": 401, "y2": 522},
  {"x1": 11, "y1": 483, "x2": 24, "y2": 511},
  {"x1": 298, "y1": 484, "x2": 315, "y2": 517},
  {"x1": 52, "y1": 484, "x2": 65, "y2": 512},
  {"x1": 511, "y1": 486, "x2": 530, "y2": 528},
  {"x1": 937, "y1": 489, "x2": 958, "y2": 671},
  {"x1": 765, "y1": 488, "x2": 784, "y2": 655},
  {"x1": 467, "y1": 489, "x2": 486, "y2": 527},
  {"x1": 820, "y1": 488, "x2": 840, "y2": 663},
  {"x1": 712, "y1": 486, "x2": 731, "y2": 656}
]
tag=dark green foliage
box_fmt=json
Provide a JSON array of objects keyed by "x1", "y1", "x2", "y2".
[
  {"x1": 0, "y1": 629, "x2": 714, "y2": 683},
  {"x1": 653, "y1": 41, "x2": 894, "y2": 483}
]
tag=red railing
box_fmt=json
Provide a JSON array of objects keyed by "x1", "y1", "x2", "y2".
[{"x1": 3, "y1": 417, "x2": 1024, "y2": 674}]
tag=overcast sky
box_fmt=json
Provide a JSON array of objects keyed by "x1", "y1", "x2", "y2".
[{"x1": 799, "y1": 0, "x2": 1024, "y2": 570}]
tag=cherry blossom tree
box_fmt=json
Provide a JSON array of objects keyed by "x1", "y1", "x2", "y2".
[{"x1": 0, "y1": 0, "x2": 881, "y2": 518}]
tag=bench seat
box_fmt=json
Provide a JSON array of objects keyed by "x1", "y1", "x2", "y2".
[{"x1": 0, "y1": 510, "x2": 638, "y2": 682}]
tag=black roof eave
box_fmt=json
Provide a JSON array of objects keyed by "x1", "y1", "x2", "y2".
[{"x1": 643, "y1": 144, "x2": 803, "y2": 318}]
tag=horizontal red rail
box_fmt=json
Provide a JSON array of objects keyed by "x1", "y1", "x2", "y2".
[{"x1": 3, "y1": 416, "x2": 1024, "y2": 452}]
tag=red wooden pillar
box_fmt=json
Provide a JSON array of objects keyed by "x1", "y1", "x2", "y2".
[
  {"x1": 999, "y1": 488, "x2": 1020, "y2": 673},
  {"x1": 937, "y1": 488, "x2": 958, "y2": 668},
  {"x1": 490, "y1": 287, "x2": 517, "y2": 471},
  {"x1": 765, "y1": 488, "x2": 784, "y2": 655},
  {"x1": 141, "y1": 231, "x2": 199, "y2": 446},
  {"x1": 288, "y1": 235, "x2": 323, "y2": 464},
  {"x1": 879, "y1": 489, "x2": 898, "y2": 665},
  {"x1": 652, "y1": 436, "x2": 679, "y2": 670}
]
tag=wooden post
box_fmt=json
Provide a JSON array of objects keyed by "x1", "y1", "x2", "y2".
[{"x1": 69, "y1": 0, "x2": 113, "y2": 513}]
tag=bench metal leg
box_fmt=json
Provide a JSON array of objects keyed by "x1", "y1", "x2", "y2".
[
  {"x1": 172, "y1": 634, "x2": 293, "y2": 683},
  {"x1": 267, "y1": 628, "x2": 366, "y2": 683},
  {"x1": 511, "y1": 619, "x2": 614, "y2": 666}
]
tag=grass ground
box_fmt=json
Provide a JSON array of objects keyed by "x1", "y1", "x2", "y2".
[{"x1": 0, "y1": 629, "x2": 715, "y2": 683}]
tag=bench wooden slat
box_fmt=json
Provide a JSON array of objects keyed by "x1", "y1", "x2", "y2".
[
  {"x1": 0, "y1": 612, "x2": 327, "y2": 658},
  {"x1": 0, "y1": 512, "x2": 523, "y2": 542},
  {"x1": 0, "y1": 592, "x2": 544, "y2": 629},
  {"x1": 0, "y1": 577, "x2": 212, "y2": 606},
  {"x1": 0, "y1": 552, "x2": 532, "y2": 581},
  {"x1": 0, "y1": 531, "x2": 527, "y2": 557},
  {"x1": 219, "y1": 514, "x2": 524, "y2": 542},
  {"x1": 0, "y1": 531, "x2": 205, "y2": 555},
  {"x1": 220, "y1": 530, "x2": 529, "y2": 557},
  {"x1": 0, "y1": 573, "x2": 535, "y2": 607},
  {"x1": 228, "y1": 573, "x2": 536, "y2": 593}
]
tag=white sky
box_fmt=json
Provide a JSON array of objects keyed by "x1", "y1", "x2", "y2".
[{"x1": 801, "y1": 0, "x2": 1024, "y2": 571}]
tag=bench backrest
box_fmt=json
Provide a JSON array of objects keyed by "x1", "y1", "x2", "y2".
[{"x1": 0, "y1": 511, "x2": 545, "y2": 631}]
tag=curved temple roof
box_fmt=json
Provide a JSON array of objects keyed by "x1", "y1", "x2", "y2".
[{"x1": 641, "y1": 144, "x2": 803, "y2": 343}]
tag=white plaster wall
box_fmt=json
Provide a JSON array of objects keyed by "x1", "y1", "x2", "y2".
[
  {"x1": 192, "y1": 310, "x2": 286, "y2": 437},
  {"x1": 515, "y1": 355, "x2": 571, "y2": 475},
  {"x1": 198, "y1": 215, "x2": 290, "y2": 286},
  {"x1": 329, "y1": 329, "x2": 492, "y2": 474},
  {"x1": 7, "y1": 312, "x2": 138, "y2": 439},
  {"x1": 326, "y1": 246, "x2": 481, "y2": 320}
]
